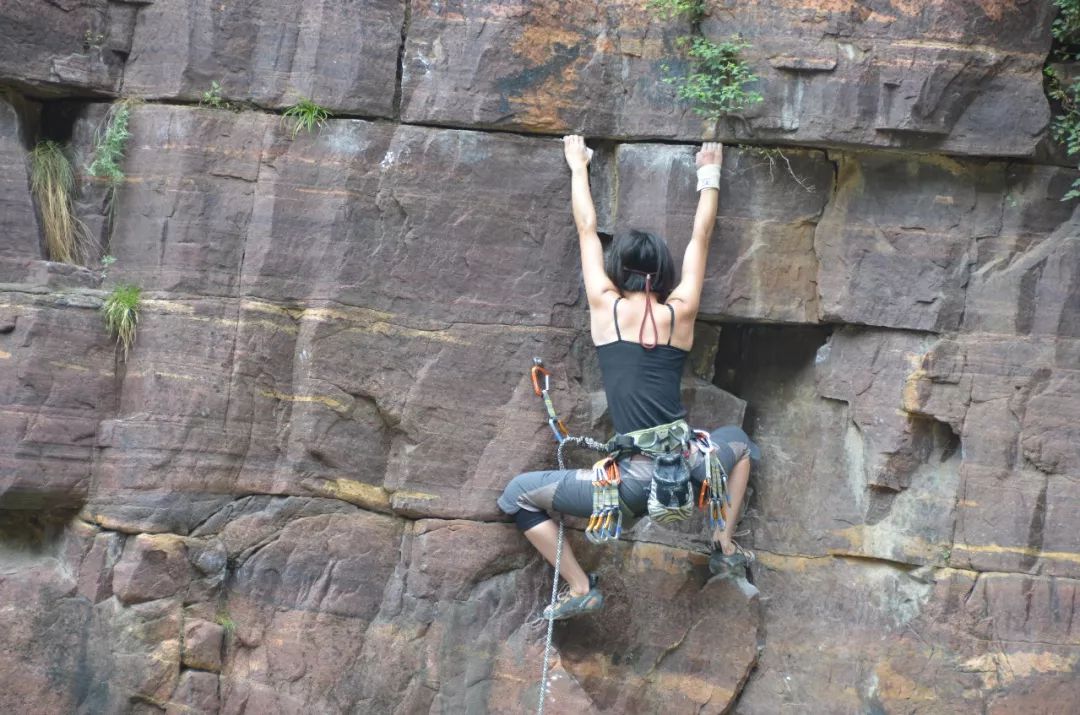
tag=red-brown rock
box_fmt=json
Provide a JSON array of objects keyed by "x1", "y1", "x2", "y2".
[{"x1": 182, "y1": 618, "x2": 224, "y2": 672}]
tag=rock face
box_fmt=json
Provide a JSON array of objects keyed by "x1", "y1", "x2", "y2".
[{"x1": 1, "y1": 0, "x2": 1079, "y2": 713}]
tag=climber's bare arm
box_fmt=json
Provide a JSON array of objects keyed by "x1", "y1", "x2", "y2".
[
  {"x1": 564, "y1": 135, "x2": 618, "y2": 308},
  {"x1": 667, "y1": 142, "x2": 723, "y2": 316}
]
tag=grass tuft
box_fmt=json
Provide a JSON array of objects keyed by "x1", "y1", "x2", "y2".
[
  {"x1": 281, "y1": 97, "x2": 331, "y2": 139},
  {"x1": 29, "y1": 140, "x2": 93, "y2": 264},
  {"x1": 215, "y1": 611, "x2": 237, "y2": 636},
  {"x1": 102, "y1": 283, "x2": 141, "y2": 361}
]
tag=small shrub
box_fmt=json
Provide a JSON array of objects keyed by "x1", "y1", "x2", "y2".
[
  {"x1": 1045, "y1": 66, "x2": 1080, "y2": 201},
  {"x1": 201, "y1": 80, "x2": 225, "y2": 108},
  {"x1": 648, "y1": 1, "x2": 763, "y2": 122},
  {"x1": 1052, "y1": 0, "x2": 1080, "y2": 59},
  {"x1": 28, "y1": 140, "x2": 93, "y2": 264},
  {"x1": 102, "y1": 283, "x2": 141, "y2": 361},
  {"x1": 200, "y1": 81, "x2": 241, "y2": 111},
  {"x1": 281, "y1": 97, "x2": 331, "y2": 139},
  {"x1": 99, "y1": 254, "x2": 116, "y2": 279},
  {"x1": 668, "y1": 37, "x2": 764, "y2": 119},
  {"x1": 647, "y1": 0, "x2": 706, "y2": 22},
  {"x1": 87, "y1": 101, "x2": 133, "y2": 186},
  {"x1": 83, "y1": 30, "x2": 106, "y2": 49}
]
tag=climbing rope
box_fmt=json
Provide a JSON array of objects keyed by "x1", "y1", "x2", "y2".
[{"x1": 531, "y1": 359, "x2": 609, "y2": 715}]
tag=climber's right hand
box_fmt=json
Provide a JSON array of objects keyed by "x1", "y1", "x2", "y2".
[
  {"x1": 696, "y1": 141, "x2": 723, "y2": 169},
  {"x1": 563, "y1": 135, "x2": 593, "y2": 171}
]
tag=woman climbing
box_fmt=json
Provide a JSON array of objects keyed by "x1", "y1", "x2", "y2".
[{"x1": 497, "y1": 135, "x2": 761, "y2": 621}]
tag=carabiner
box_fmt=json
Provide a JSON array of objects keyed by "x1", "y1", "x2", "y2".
[{"x1": 531, "y1": 361, "x2": 551, "y2": 397}]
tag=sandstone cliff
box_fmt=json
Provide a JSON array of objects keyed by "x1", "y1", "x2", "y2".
[{"x1": 1, "y1": 1, "x2": 1078, "y2": 713}]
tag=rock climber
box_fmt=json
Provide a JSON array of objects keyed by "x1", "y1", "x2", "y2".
[{"x1": 497, "y1": 135, "x2": 761, "y2": 620}]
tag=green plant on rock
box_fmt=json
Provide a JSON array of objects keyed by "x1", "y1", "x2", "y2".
[
  {"x1": 102, "y1": 283, "x2": 141, "y2": 361},
  {"x1": 200, "y1": 80, "x2": 241, "y2": 111},
  {"x1": 201, "y1": 80, "x2": 225, "y2": 108},
  {"x1": 669, "y1": 37, "x2": 764, "y2": 118},
  {"x1": 87, "y1": 101, "x2": 133, "y2": 186},
  {"x1": 28, "y1": 140, "x2": 93, "y2": 264},
  {"x1": 281, "y1": 97, "x2": 331, "y2": 139},
  {"x1": 83, "y1": 29, "x2": 106, "y2": 49},
  {"x1": 649, "y1": 1, "x2": 763, "y2": 123},
  {"x1": 647, "y1": 0, "x2": 706, "y2": 22},
  {"x1": 1044, "y1": 67, "x2": 1080, "y2": 201},
  {"x1": 1052, "y1": 0, "x2": 1080, "y2": 59},
  {"x1": 215, "y1": 611, "x2": 237, "y2": 636}
]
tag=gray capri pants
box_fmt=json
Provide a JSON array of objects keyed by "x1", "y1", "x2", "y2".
[{"x1": 497, "y1": 425, "x2": 760, "y2": 531}]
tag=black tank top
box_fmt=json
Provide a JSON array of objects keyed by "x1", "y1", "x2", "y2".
[{"x1": 596, "y1": 298, "x2": 688, "y2": 434}]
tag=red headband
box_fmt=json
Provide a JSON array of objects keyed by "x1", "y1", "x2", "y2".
[{"x1": 625, "y1": 269, "x2": 659, "y2": 349}]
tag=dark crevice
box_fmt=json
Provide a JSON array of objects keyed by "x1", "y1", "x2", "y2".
[
  {"x1": 38, "y1": 99, "x2": 88, "y2": 144},
  {"x1": 0, "y1": 509, "x2": 81, "y2": 553},
  {"x1": 392, "y1": 0, "x2": 412, "y2": 119},
  {"x1": 711, "y1": 322, "x2": 833, "y2": 433}
]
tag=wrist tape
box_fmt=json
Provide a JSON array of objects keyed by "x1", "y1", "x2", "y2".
[{"x1": 696, "y1": 164, "x2": 721, "y2": 192}]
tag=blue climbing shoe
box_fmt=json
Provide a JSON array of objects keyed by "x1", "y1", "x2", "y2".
[{"x1": 543, "y1": 585, "x2": 604, "y2": 621}]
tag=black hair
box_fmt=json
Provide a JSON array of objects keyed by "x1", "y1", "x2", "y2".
[{"x1": 604, "y1": 229, "x2": 678, "y2": 300}]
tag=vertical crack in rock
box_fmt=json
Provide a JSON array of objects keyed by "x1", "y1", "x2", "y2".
[{"x1": 392, "y1": 0, "x2": 412, "y2": 119}]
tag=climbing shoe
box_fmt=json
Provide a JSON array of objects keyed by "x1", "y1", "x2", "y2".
[
  {"x1": 709, "y1": 549, "x2": 748, "y2": 576},
  {"x1": 543, "y1": 586, "x2": 604, "y2": 621},
  {"x1": 709, "y1": 541, "x2": 758, "y2": 579}
]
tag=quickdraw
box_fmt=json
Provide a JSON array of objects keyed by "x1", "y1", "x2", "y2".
[
  {"x1": 529, "y1": 357, "x2": 609, "y2": 715},
  {"x1": 694, "y1": 430, "x2": 731, "y2": 531},
  {"x1": 585, "y1": 457, "x2": 622, "y2": 543},
  {"x1": 531, "y1": 358, "x2": 569, "y2": 443}
]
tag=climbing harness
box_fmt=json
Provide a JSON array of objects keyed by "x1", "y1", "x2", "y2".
[{"x1": 527, "y1": 360, "x2": 733, "y2": 715}]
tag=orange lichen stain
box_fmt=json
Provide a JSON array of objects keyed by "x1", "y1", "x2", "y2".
[
  {"x1": 241, "y1": 300, "x2": 465, "y2": 343},
  {"x1": 0, "y1": 350, "x2": 10, "y2": 359},
  {"x1": 515, "y1": 25, "x2": 581, "y2": 65},
  {"x1": 510, "y1": 61, "x2": 582, "y2": 132},
  {"x1": 624, "y1": 541, "x2": 691, "y2": 576},
  {"x1": 972, "y1": 0, "x2": 1022, "y2": 22},
  {"x1": 953, "y1": 542, "x2": 1080, "y2": 566},
  {"x1": 902, "y1": 363, "x2": 929, "y2": 413},
  {"x1": 961, "y1": 651, "x2": 1077, "y2": 689},
  {"x1": 568, "y1": 653, "x2": 734, "y2": 705},
  {"x1": 829, "y1": 526, "x2": 945, "y2": 564},
  {"x1": 771, "y1": 0, "x2": 861, "y2": 13},
  {"x1": 754, "y1": 550, "x2": 830, "y2": 572},
  {"x1": 875, "y1": 660, "x2": 939, "y2": 702},
  {"x1": 257, "y1": 388, "x2": 351, "y2": 413},
  {"x1": 887, "y1": 0, "x2": 946, "y2": 17},
  {"x1": 314, "y1": 479, "x2": 392, "y2": 512},
  {"x1": 141, "y1": 299, "x2": 195, "y2": 314},
  {"x1": 47, "y1": 361, "x2": 90, "y2": 372}
]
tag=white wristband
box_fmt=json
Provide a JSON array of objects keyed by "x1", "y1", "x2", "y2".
[{"x1": 696, "y1": 165, "x2": 721, "y2": 192}]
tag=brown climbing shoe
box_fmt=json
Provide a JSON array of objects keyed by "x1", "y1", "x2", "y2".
[{"x1": 542, "y1": 586, "x2": 604, "y2": 621}]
